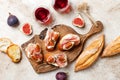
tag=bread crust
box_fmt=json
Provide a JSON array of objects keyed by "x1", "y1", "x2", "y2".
[{"x1": 7, "y1": 44, "x2": 22, "y2": 63}]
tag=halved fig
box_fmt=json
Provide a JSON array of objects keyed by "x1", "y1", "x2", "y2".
[
  {"x1": 61, "y1": 41, "x2": 74, "y2": 50},
  {"x1": 56, "y1": 53, "x2": 68, "y2": 68},
  {"x1": 44, "y1": 53, "x2": 68, "y2": 68},
  {"x1": 47, "y1": 56, "x2": 56, "y2": 64},
  {"x1": 44, "y1": 29, "x2": 59, "y2": 51},
  {"x1": 72, "y1": 15, "x2": 85, "y2": 28},
  {"x1": 21, "y1": 23, "x2": 33, "y2": 36},
  {"x1": 25, "y1": 43, "x2": 43, "y2": 63},
  {"x1": 0, "y1": 38, "x2": 13, "y2": 53},
  {"x1": 44, "y1": 53, "x2": 58, "y2": 66},
  {"x1": 44, "y1": 53, "x2": 56, "y2": 66},
  {"x1": 58, "y1": 34, "x2": 80, "y2": 50},
  {"x1": 31, "y1": 52, "x2": 43, "y2": 63}
]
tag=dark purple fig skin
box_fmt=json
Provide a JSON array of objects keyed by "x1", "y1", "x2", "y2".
[
  {"x1": 56, "y1": 72, "x2": 67, "y2": 80},
  {"x1": 7, "y1": 13, "x2": 19, "y2": 27}
]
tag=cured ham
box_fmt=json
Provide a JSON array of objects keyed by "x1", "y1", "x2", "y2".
[
  {"x1": 25, "y1": 43, "x2": 43, "y2": 63},
  {"x1": 44, "y1": 53, "x2": 68, "y2": 68},
  {"x1": 58, "y1": 34, "x2": 80, "y2": 50},
  {"x1": 44, "y1": 29, "x2": 59, "y2": 51}
]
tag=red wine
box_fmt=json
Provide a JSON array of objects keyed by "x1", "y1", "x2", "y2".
[
  {"x1": 54, "y1": 0, "x2": 68, "y2": 9},
  {"x1": 35, "y1": 7, "x2": 50, "y2": 22},
  {"x1": 53, "y1": 0, "x2": 71, "y2": 13}
]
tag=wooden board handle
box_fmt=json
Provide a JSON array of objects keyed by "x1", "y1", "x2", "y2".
[{"x1": 83, "y1": 21, "x2": 103, "y2": 40}]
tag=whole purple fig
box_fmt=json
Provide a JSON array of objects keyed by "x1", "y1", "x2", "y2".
[
  {"x1": 7, "y1": 13, "x2": 19, "y2": 27},
  {"x1": 56, "y1": 72, "x2": 67, "y2": 80}
]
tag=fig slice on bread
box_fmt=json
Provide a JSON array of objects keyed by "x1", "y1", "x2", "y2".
[
  {"x1": 56, "y1": 53, "x2": 68, "y2": 68},
  {"x1": 44, "y1": 53, "x2": 68, "y2": 68},
  {"x1": 25, "y1": 43, "x2": 43, "y2": 63},
  {"x1": 58, "y1": 34, "x2": 80, "y2": 50},
  {"x1": 44, "y1": 53, "x2": 56, "y2": 66},
  {"x1": 44, "y1": 29, "x2": 59, "y2": 51},
  {"x1": 7, "y1": 44, "x2": 22, "y2": 63}
]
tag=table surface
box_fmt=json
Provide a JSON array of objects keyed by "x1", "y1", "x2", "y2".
[{"x1": 0, "y1": 0, "x2": 120, "y2": 80}]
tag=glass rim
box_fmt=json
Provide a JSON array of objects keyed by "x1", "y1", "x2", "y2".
[
  {"x1": 33, "y1": 6, "x2": 52, "y2": 23},
  {"x1": 52, "y1": 0, "x2": 70, "y2": 12}
]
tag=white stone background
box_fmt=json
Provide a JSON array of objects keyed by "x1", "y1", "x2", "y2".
[{"x1": 0, "y1": 0, "x2": 120, "y2": 80}]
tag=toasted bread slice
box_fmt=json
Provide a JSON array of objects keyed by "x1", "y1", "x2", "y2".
[
  {"x1": 7, "y1": 44, "x2": 22, "y2": 63},
  {"x1": 0, "y1": 38, "x2": 13, "y2": 53}
]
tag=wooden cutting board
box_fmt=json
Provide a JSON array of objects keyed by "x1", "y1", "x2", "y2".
[{"x1": 21, "y1": 21, "x2": 103, "y2": 73}]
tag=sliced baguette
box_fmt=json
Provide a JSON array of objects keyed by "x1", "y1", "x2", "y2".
[
  {"x1": 7, "y1": 44, "x2": 22, "y2": 63},
  {"x1": 0, "y1": 38, "x2": 13, "y2": 53}
]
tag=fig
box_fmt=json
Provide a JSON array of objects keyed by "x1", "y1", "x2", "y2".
[
  {"x1": 56, "y1": 53, "x2": 68, "y2": 68},
  {"x1": 25, "y1": 43, "x2": 43, "y2": 63},
  {"x1": 58, "y1": 34, "x2": 80, "y2": 50},
  {"x1": 7, "y1": 13, "x2": 19, "y2": 27},
  {"x1": 44, "y1": 29, "x2": 59, "y2": 51},
  {"x1": 56, "y1": 72, "x2": 67, "y2": 80},
  {"x1": 47, "y1": 55, "x2": 56, "y2": 64},
  {"x1": 21, "y1": 23, "x2": 33, "y2": 36},
  {"x1": 72, "y1": 15, "x2": 84, "y2": 28}
]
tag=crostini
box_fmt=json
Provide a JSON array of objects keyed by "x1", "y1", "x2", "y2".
[
  {"x1": 44, "y1": 29, "x2": 59, "y2": 51},
  {"x1": 58, "y1": 34, "x2": 80, "y2": 50},
  {"x1": 25, "y1": 43, "x2": 43, "y2": 63}
]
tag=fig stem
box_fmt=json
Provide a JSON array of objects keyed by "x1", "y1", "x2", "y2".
[
  {"x1": 9, "y1": 12, "x2": 12, "y2": 16},
  {"x1": 77, "y1": 2, "x2": 98, "y2": 27}
]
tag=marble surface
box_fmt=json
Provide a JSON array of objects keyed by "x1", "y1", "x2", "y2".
[{"x1": 0, "y1": 0, "x2": 120, "y2": 80}]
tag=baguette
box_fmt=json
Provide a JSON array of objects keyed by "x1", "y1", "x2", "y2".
[
  {"x1": 102, "y1": 36, "x2": 120, "y2": 57},
  {"x1": 75, "y1": 35, "x2": 104, "y2": 71}
]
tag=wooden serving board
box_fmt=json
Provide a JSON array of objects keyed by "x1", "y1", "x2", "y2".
[{"x1": 21, "y1": 21, "x2": 103, "y2": 73}]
